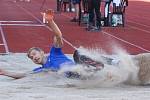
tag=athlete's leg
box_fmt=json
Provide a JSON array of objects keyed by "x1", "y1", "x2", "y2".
[{"x1": 73, "y1": 50, "x2": 104, "y2": 71}]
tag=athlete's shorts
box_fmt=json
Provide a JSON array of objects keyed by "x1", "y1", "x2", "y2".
[{"x1": 72, "y1": 0, "x2": 81, "y2": 4}]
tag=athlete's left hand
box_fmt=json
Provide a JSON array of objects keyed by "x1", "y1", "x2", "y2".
[{"x1": 0, "y1": 69, "x2": 6, "y2": 75}]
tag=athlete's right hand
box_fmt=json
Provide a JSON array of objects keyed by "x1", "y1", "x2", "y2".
[{"x1": 41, "y1": 9, "x2": 54, "y2": 22}]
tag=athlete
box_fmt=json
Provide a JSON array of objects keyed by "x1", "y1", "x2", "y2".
[
  {"x1": 3, "y1": 9, "x2": 149, "y2": 85},
  {"x1": 0, "y1": 9, "x2": 104, "y2": 79},
  {"x1": 1, "y1": 9, "x2": 150, "y2": 86}
]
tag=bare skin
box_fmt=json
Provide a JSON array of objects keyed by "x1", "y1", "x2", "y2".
[
  {"x1": 0, "y1": 9, "x2": 63, "y2": 79},
  {"x1": 0, "y1": 69, "x2": 25, "y2": 79}
]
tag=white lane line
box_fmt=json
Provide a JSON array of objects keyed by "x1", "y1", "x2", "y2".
[
  {"x1": 127, "y1": 20, "x2": 150, "y2": 28},
  {"x1": 0, "y1": 23, "x2": 9, "y2": 54},
  {"x1": 63, "y1": 12, "x2": 150, "y2": 34},
  {"x1": 14, "y1": 3, "x2": 43, "y2": 24},
  {"x1": 61, "y1": 13, "x2": 150, "y2": 52},
  {"x1": 14, "y1": 3, "x2": 77, "y2": 50},
  {"x1": 102, "y1": 31, "x2": 150, "y2": 52},
  {"x1": 127, "y1": 14, "x2": 150, "y2": 22},
  {"x1": 0, "y1": 20, "x2": 33, "y2": 23},
  {"x1": 127, "y1": 24, "x2": 150, "y2": 34},
  {"x1": 0, "y1": 23, "x2": 45, "y2": 27},
  {"x1": 14, "y1": 2, "x2": 150, "y2": 52}
]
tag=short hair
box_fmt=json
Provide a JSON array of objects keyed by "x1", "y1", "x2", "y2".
[{"x1": 27, "y1": 47, "x2": 43, "y2": 58}]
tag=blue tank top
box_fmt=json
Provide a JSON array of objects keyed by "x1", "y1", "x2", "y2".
[{"x1": 33, "y1": 46, "x2": 74, "y2": 73}]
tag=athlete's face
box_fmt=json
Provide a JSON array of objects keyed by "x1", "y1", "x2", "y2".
[{"x1": 28, "y1": 49, "x2": 44, "y2": 64}]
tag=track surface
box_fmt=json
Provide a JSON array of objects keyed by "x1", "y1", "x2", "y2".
[{"x1": 0, "y1": 0, "x2": 150, "y2": 54}]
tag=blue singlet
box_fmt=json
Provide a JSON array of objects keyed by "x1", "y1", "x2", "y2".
[{"x1": 32, "y1": 46, "x2": 74, "y2": 73}]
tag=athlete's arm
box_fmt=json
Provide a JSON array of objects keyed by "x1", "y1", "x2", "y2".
[
  {"x1": 42, "y1": 10, "x2": 63, "y2": 48},
  {"x1": 0, "y1": 69, "x2": 26, "y2": 79}
]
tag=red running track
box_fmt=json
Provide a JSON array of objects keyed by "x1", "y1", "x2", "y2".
[{"x1": 0, "y1": 0, "x2": 150, "y2": 54}]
